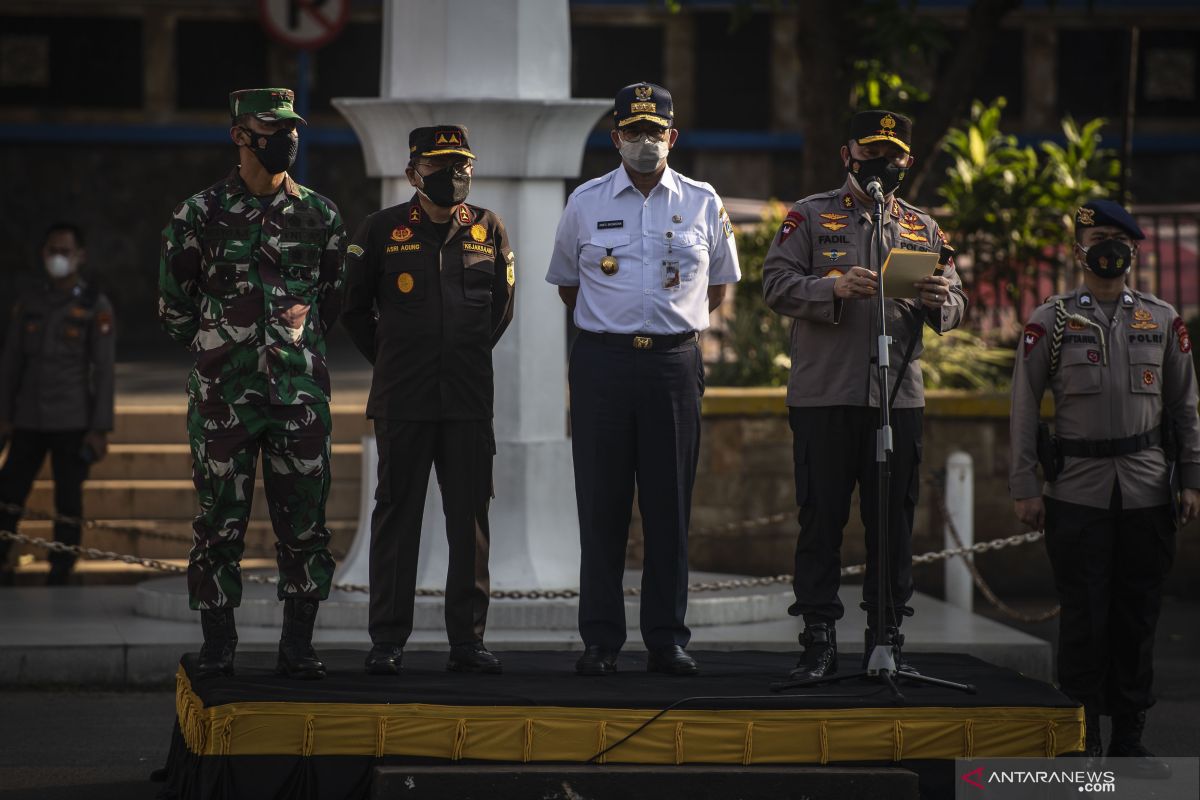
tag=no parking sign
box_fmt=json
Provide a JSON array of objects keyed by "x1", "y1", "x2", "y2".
[{"x1": 258, "y1": 0, "x2": 349, "y2": 50}]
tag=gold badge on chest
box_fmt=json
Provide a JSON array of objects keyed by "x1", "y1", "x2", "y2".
[
  {"x1": 600, "y1": 255, "x2": 619, "y2": 276},
  {"x1": 1130, "y1": 308, "x2": 1159, "y2": 330}
]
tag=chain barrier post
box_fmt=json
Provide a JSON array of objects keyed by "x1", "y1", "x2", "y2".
[{"x1": 944, "y1": 451, "x2": 974, "y2": 613}]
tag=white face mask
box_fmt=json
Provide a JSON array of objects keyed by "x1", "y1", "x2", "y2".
[
  {"x1": 619, "y1": 137, "x2": 669, "y2": 173},
  {"x1": 45, "y1": 253, "x2": 73, "y2": 279}
]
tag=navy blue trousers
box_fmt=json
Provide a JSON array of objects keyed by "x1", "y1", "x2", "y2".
[{"x1": 569, "y1": 334, "x2": 703, "y2": 651}]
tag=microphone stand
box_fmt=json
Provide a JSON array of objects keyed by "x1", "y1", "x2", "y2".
[{"x1": 772, "y1": 180, "x2": 976, "y2": 700}]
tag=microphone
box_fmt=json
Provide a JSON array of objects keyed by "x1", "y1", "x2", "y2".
[{"x1": 865, "y1": 178, "x2": 885, "y2": 203}]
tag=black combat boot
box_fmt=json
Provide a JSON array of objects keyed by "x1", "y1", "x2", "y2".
[
  {"x1": 789, "y1": 623, "x2": 837, "y2": 680},
  {"x1": 196, "y1": 607, "x2": 237, "y2": 678},
  {"x1": 276, "y1": 598, "x2": 326, "y2": 680},
  {"x1": 1080, "y1": 706, "x2": 1103, "y2": 767},
  {"x1": 1108, "y1": 710, "x2": 1172, "y2": 779},
  {"x1": 863, "y1": 625, "x2": 914, "y2": 673}
]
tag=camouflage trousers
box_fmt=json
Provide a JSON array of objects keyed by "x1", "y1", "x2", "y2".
[{"x1": 186, "y1": 400, "x2": 335, "y2": 610}]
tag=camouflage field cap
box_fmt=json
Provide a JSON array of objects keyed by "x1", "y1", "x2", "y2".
[{"x1": 229, "y1": 88, "x2": 307, "y2": 125}]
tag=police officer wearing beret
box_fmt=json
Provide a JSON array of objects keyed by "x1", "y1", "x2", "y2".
[
  {"x1": 342, "y1": 125, "x2": 515, "y2": 676},
  {"x1": 0, "y1": 222, "x2": 115, "y2": 585},
  {"x1": 159, "y1": 88, "x2": 345, "y2": 679},
  {"x1": 547, "y1": 83, "x2": 741, "y2": 676},
  {"x1": 1010, "y1": 200, "x2": 1200, "y2": 776},
  {"x1": 763, "y1": 111, "x2": 968, "y2": 682}
]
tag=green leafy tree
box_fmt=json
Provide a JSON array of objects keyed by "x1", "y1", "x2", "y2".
[
  {"x1": 938, "y1": 98, "x2": 1119, "y2": 326},
  {"x1": 708, "y1": 203, "x2": 792, "y2": 386}
]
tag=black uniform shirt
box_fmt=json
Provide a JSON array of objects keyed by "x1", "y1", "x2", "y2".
[
  {"x1": 340, "y1": 196, "x2": 515, "y2": 421},
  {"x1": 0, "y1": 280, "x2": 116, "y2": 432}
]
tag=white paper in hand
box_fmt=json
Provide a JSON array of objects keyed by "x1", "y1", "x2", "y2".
[{"x1": 881, "y1": 249, "x2": 940, "y2": 299}]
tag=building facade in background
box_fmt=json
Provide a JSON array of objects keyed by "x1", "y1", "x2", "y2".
[{"x1": 1, "y1": 0, "x2": 1197, "y2": 343}]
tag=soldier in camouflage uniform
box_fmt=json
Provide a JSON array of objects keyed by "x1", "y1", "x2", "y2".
[{"x1": 158, "y1": 88, "x2": 345, "y2": 680}]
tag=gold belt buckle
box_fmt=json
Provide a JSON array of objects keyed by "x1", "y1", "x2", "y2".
[{"x1": 633, "y1": 336, "x2": 653, "y2": 350}]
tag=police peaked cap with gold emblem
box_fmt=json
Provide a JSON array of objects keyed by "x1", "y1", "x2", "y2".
[
  {"x1": 1076, "y1": 199, "x2": 1145, "y2": 240},
  {"x1": 409, "y1": 125, "x2": 476, "y2": 159},
  {"x1": 613, "y1": 82, "x2": 674, "y2": 128},
  {"x1": 229, "y1": 88, "x2": 306, "y2": 124},
  {"x1": 849, "y1": 109, "x2": 912, "y2": 154}
]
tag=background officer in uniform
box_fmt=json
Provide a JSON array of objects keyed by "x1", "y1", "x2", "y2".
[
  {"x1": 0, "y1": 222, "x2": 115, "y2": 585},
  {"x1": 342, "y1": 125, "x2": 515, "y2": 676},
  {"x1": 1010, "y1": 200, "x2": 1199, "y2": 777},
  {"x1": 158, "y1": 88, "x2": 345, "y2": 679},
  {"x1": 763, "y1": 110, "x2": 967, "y2": 681},
  {"x1": 547, "y1": 82, "x2": 740, "y2": 676}
]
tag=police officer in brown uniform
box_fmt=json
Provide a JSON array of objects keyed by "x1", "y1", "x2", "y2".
[
  {"x1": 341, "y1": 125, "x2": 515, "y2": 675},
  {"x1": 0, "y1": 223, "x2": 115, "y2": 584},
  {"x1": 762, "y1": 111, "x2": 967, "y2": 681},
  {"x1": 1010, "y1": 200, "x2": 1200, "y2": 777}
]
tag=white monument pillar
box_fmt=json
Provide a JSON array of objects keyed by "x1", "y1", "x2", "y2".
[{"x1": 334, "y1": 0, "x2": 608, "y2": 590}]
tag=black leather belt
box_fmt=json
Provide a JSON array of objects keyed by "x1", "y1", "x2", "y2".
[
  {"x1": 579, "y1": 330, "x2": 697, "y2": 351},
  {"x1": 1057, "y1": 428, "x2": 1161, "y2": 458}
]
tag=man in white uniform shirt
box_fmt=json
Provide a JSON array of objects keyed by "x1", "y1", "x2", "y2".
[{"x1": 546, "y1": 82, "x2": 740, "y2": 676}]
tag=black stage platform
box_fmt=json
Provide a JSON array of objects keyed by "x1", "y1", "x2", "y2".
[{"x1": 158, "y1": 650, "x2": 1083, "y2": 799}]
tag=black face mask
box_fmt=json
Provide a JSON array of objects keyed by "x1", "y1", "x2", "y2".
[
  {"x1": 241, "y1": 127, "x2": 298, "y2": 175},
  {"x1": 418, "y1": 165, "x2": 471, "y2": 208},
  {"x1": 1081, "y1": 239, "x2": 1134, "y2": 279},
  {"x1": 847, "y1": 156, "x2": 907, "y2": 197}
]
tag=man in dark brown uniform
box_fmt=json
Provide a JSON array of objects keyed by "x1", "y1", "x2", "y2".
[{"x1": 341, "y1": 125, "x2": 515, "y2": 676}]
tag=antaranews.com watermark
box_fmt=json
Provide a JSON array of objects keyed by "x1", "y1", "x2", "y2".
[{"x1": 955, "y1": 758, "x2": 1198, "y2": 799}]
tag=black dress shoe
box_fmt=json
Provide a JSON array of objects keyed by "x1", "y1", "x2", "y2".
[
  {"x1": 575, "y1": 646, "x2": 619, "y2": 675},
  {"x1": 646, "y1": 645, "x2": 699, "y2": 675},
  {"x1": 789, "y1": 623, "x2": 836, "y2": 681},
  {"x1": 447, "y1": 643, "x2": 503, "y2": 674},
  {"x1": 365, "y1": 643, "x2": 404, "y2": 675}
]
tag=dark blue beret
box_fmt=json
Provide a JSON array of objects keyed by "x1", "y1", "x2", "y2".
[{"x1": 1076, "y1": 199, "x2": 1144, "y2": 240}]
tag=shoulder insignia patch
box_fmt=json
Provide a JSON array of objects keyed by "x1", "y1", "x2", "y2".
[
  {"x1": 841, "y1": 193, "x2": 854, "y2": 209},
  {"x1": 409, "y1": 205, "x2": 421, "y2": 224},
  {"x1": 347, "y1": 244, "x2": 364, "y2": 258},
  {"x1": 1023, "y1": 323, "x2": 1045, "y2": 357},
  {"x1": 96, "y1": 311, "x2": 113, "y2": 336},
  {"x1": 456, "y1": 205, "x2": 473, "y2": 224},
  {"x1": 779, "y1": 211, "x2": 804, "y2": 244},
  {"x1": 1173, "y1": 317, "x2": 1192, "y2": 353}
]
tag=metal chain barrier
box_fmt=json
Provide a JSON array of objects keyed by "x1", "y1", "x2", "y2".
[
  {"x1": 0, "y1": 501, "x2": 344, "y2": 559},
  {"x1": 927, "y1": 479, "x2": 1062, "y2": 624},
  {"x1": 1, "y1": 493, "x2": 1054, "y2": 602}
]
